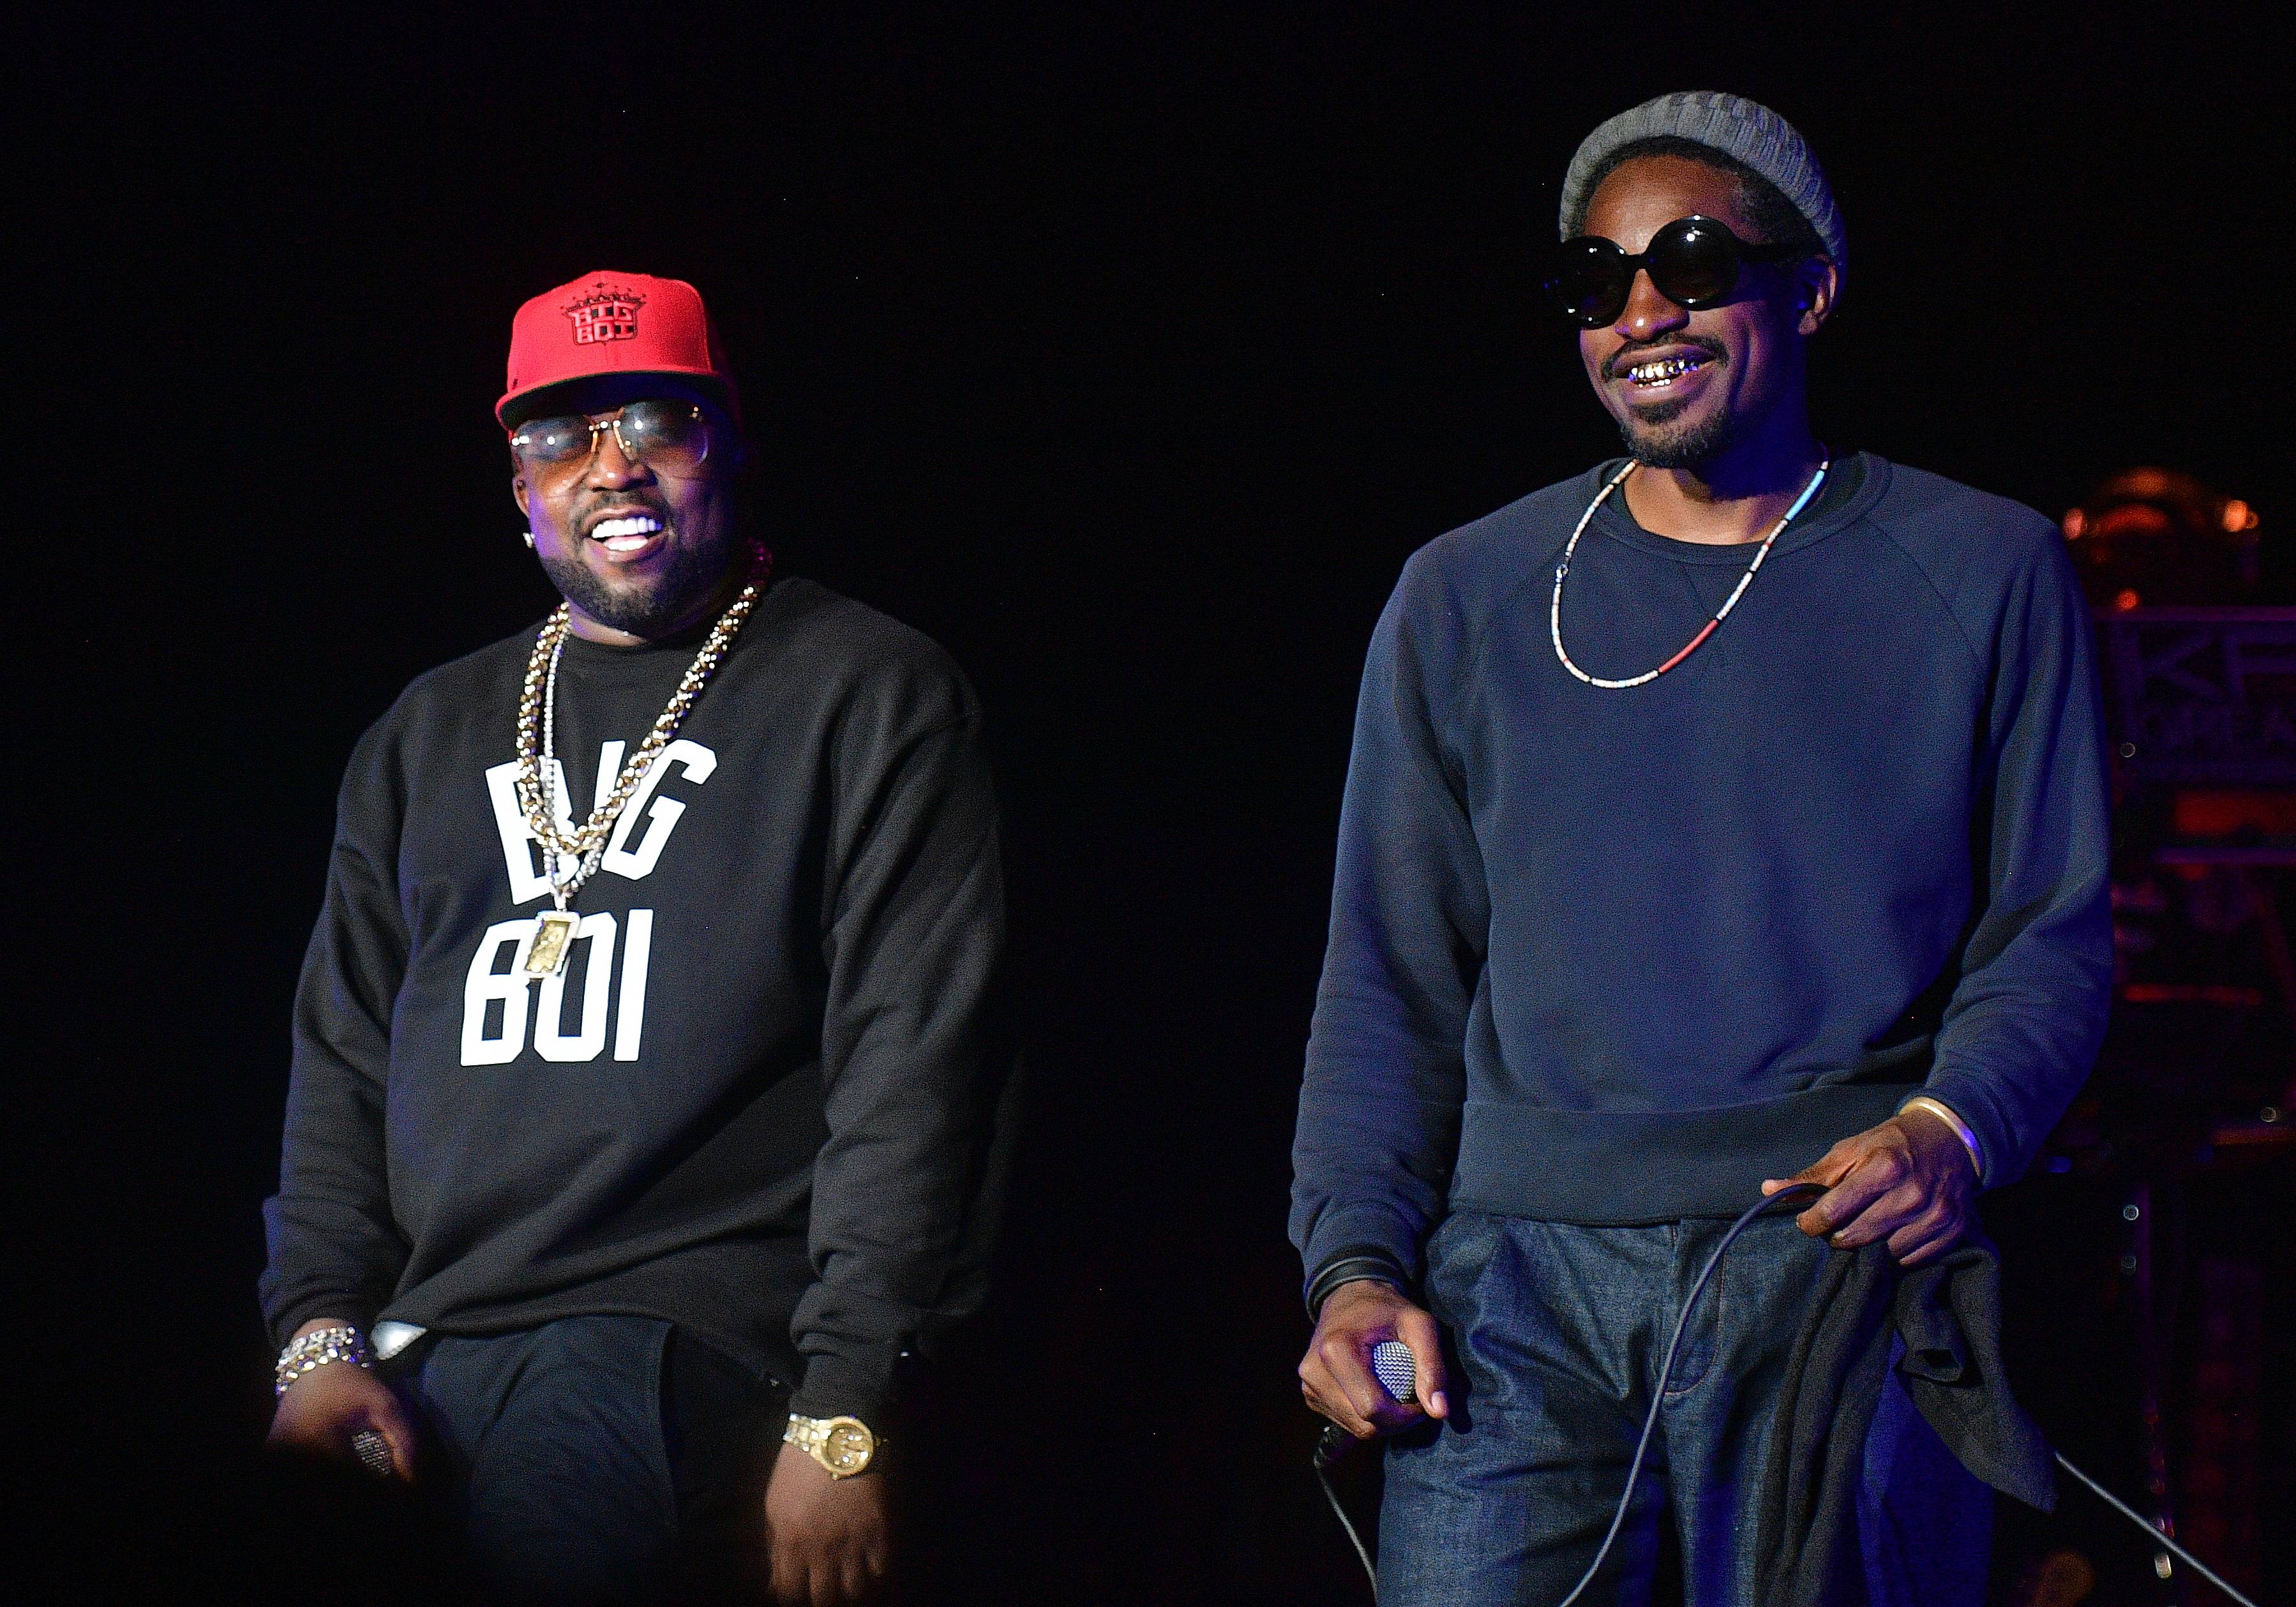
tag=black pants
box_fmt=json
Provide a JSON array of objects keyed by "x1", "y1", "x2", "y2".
[{"x1": 396, "y1": 1314, "x2": 787, "y2": 1603}]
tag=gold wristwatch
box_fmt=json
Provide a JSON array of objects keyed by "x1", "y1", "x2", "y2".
[{"x1": 784, "y1": 1413, "x2": 883, "y2": 1478}]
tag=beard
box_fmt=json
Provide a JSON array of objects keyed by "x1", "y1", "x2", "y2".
[
  {"x1": 539, "y1": 519, "x2": 742, "y2": 636},
  {"x1": 1605, "y1": 336, "x2": 1734, "y2": 469},
  {"x1": 1615, "y1": 394, "x2": 1736, "y2": 469}
]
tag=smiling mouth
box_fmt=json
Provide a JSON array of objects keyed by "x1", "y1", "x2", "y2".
[
  {"x1": 1625, "y1": 353, "x2": 1711, "y2": 389},
  {"x1": 589, "y1": 512, "x2": 664, "y2": 554}
]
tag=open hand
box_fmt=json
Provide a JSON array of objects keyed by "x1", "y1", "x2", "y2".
[
  {"x1": 764, "y1": 1439, "x2": 890, "y2": 1605},
  {"x1": 1762, "y1": 1109, "x2": 1977, "y2": 1266}
]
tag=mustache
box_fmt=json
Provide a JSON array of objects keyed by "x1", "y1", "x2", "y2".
[{"x1": 1605, "y1": 334, "x2": 1725, "y2": 381}]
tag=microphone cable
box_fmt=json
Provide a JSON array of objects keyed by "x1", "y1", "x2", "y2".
[
  {"x1": 1311, "y1": 1181, "x2": 2260, "y2": 1607},
  {"x1": 2051, "y1": 1450, "x2": 2256, "y2": 1607},
  {"x1": 1313, "y1": 1339, "x2": 1417, "y2": 1586},
  {"x1": 1548, "y1": 1183, "x2": 1824, "y2": 1607},
  {"x1": 1312, "y1": 1185, "x2": 1819, "y2": 1603},
  {"x1": 1316, "y1": 1442, "x2": 1377, "y2": 1587}
]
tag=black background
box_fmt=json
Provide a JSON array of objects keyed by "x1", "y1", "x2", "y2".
[{"x1": 27, "y1": 5, "x2": 2291, "y2": 1601}]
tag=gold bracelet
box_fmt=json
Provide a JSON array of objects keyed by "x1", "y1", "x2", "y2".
[{"x1": 1900, "y1": 1096, "x2": 1983, "y2": 1177}]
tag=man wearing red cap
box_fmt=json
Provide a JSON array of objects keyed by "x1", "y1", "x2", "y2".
[{"x1": 259, "y1": 272, "x2": 1010, "y2": 1603}]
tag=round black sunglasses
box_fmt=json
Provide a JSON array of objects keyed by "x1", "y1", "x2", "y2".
[{"x1": 1542, "y1": 215, "x2": 1805, "y2": 328}]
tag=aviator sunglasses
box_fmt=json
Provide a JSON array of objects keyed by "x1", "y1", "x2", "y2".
[
  {"x1": 1542, "y1": 215, "x2": 1804, "y2": 328},
  {"x1": 511, "y1": 400, "x2": 716, "y2": 477}
]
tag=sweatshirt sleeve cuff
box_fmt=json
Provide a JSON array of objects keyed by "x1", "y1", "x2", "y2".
[
  {"x1": 1912, "y1": 1070, "x2": 2022, "y2": 1190},
  {"x1": 788, "y1": 1348, "x2": 900, "y2": 1426},
  {"x1": 268, "y1": 1296, "x2": 377, "y2": 1354},
  {"x1": 1298, "y1": 1200, "x2": 1427, "y2": 1289},
  {"x1": 1305, "y1": 1250, "x2": 1412, "y2": 1320}
]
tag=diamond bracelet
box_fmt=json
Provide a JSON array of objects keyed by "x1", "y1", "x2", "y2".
[{"x1": 275, "y1": 1324, "x2": 372, "y2": 1396}]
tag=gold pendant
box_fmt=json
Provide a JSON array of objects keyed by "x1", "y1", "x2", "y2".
[{"x1": 525, "y1": 909, "x2": 580, "y2": 978}]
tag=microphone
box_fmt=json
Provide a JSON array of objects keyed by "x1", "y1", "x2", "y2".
[
  {"x1": 1313, "y1": 1340, "x2": 1419, "y2": 1469},
  {"x1": 349, "y1": 1428, "x2": 396, "y2": 1479},
  {"x1": 1370, "y1": 1338, "x2": 1417, "y2": 1403}
]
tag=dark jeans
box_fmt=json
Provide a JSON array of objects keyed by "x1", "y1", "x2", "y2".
[
  {"x1": 395, "y1": 1314, "x2": 786, "y2": 1603},
  {"x1": 1377, "y1": 1212, "x2": 1991, "y2": 1607}
]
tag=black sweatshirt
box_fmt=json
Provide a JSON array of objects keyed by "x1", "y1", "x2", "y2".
[
  {"x1": 1293, "y1": 457, "x2": 2112, "y2": 1300},
  {"x1": 260, "y1": 577, "x2": 1008, "y2": 1423}
]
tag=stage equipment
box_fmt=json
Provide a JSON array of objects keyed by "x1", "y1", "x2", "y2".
[
  {"x1": 2065, "y1": 467, "x2": 2262, "y2": 613},
  {"x1": 2099, "y1": 607, "x2": 2296, "y2": 792},
  {"x1": 2064, "y1": 568, "x2": 2295, "y2": 1596}
]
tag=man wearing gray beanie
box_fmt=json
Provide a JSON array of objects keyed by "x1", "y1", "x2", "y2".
[{"x1": 1291, "y1": 93, "x2": 2109, "y2": 1603}]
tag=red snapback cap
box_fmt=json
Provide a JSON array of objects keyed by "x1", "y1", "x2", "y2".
[{"x1": 497, "y1": 270, "x2": 740, "y2": 428}]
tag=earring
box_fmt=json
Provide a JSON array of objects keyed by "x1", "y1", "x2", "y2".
[{"x1": 523, "y1": 528, "x2": 536, "y2": 549}]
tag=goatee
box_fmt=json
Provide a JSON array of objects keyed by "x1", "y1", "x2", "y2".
[
  {"x1": 541, "y1": 530, "x2": 740, "y2": 636},
  {"x1": 1605, "y1": 337, "x2": 1732, "y2": 469},
  {"x1": 1617, "y1": 400, "x2": 1736, "y2": 470}
]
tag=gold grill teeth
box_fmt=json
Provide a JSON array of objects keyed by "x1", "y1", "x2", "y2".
[{"x1": 1629, "y1": 355, "x2": 1702, "y2": 385}]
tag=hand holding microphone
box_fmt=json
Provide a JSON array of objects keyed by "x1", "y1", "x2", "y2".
[
  {"x1": 1312, "y1": 1340, "x2": 1428, "y2": 1468},
  {"x1": 1300, "y1": 1279, "x2": 1450, "y2": 1459}
]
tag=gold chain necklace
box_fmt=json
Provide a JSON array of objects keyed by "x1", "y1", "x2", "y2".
[
  {"x1": 512, "y1": 542, "x2": 772, "y2": 976},
  {"x1": 1549, "y1": 458, "x2": 1827, "y2": 690}
]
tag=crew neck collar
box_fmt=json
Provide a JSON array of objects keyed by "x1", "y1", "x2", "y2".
[
  {"x1": 559, "y1": 618, "x2": 718, "y2": 658},
  {"x1": 1585, "y1": 452, "x2": 1889, "y2": 565},
  {"x1": 548, "y1": 574, "x2": 784, "y2": 669}
]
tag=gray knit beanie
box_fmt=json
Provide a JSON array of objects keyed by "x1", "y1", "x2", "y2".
[{"x1": 1559, "y1": 91, "x2": 1845, "y2": 288}]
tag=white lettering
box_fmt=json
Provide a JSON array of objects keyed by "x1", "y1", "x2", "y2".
[
  {"x1": 485, "y1": 759, "x2": 580, "y2": 906},
  {"x1": 614, "y1": 908, "x2": 654, "y2": 1061},
  {"x1": 460, "y1": 920, "x2": 536, "y2": 1065},
  {"x1": 485, "y1": 741, "x2": 714, "y2": 897},
  {"x1": 466, "y1": 735, "x2": 708, "y2": 1066},
  {"x1": 603, "y1": 739, "x2": 717, "y2": 879}
]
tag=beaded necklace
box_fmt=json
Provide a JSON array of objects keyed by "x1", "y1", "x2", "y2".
[{"x1": 1549, "y1": 458, "x2": 1827, "y2": 690}]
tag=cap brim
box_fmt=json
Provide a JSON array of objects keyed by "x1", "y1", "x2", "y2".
[{"x1": 497, "y1": 368, "x2": 739, "y2": 431}]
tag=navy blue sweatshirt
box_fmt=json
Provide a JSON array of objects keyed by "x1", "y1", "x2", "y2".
[{"x1": 1290, "y1": 455, "x2": 2112, "y2": 1301}]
